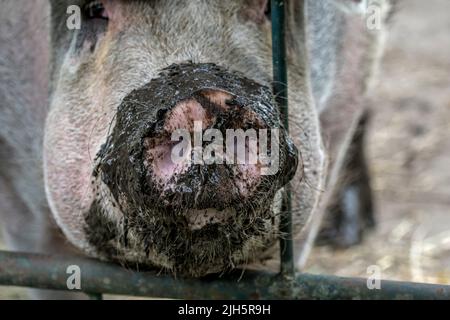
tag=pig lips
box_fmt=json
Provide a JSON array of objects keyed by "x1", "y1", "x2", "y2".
[{"x1": 86, "y1": 62, "x2": 298, "y2": 277}]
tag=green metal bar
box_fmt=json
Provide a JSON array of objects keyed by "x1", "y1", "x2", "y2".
[
  {"x1": 1, "y1": 250, "x2": 450, "y2": 299},
  {"x1": 271, "y1": 0, "x2": 294, "y2": 277}
]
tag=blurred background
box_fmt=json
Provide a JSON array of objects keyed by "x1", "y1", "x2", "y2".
[
  {"x1": 306, "y1": 0, "x2": 450, "y2": 284},
  {"x1": 1, "y1": 0, "x2": 449, "y2": 298}
]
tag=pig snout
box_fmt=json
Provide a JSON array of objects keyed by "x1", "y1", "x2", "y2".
[
  {"x1": 144, "y1": 91, "x2": 271, "y2": 229},
  {"x1": 89, "y1": 63, "x2": 298, "y2": 275},
  {"x1": 145, "y1": 90, "x2": 267, "y2": 195},
  {"x1": 97, "y1": 62, "x2": 297, "y2": 207}
]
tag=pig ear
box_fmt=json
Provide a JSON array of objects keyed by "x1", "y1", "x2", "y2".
[{"x1": 243, "y1": 0, "x2": 271, "y2": 24}]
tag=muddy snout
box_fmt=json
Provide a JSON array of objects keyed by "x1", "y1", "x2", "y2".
[{"x1": 97, "y1": 63, "x2": 298, "y2": 224}]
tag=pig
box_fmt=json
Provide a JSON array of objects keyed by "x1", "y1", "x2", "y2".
[{"x1": 0, "y1": 0, "x2": 397, "y2": 298}]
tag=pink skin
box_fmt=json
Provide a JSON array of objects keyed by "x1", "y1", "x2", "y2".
[{"x1": 144, "y1": 90, "x2": 262, "y2": 196}]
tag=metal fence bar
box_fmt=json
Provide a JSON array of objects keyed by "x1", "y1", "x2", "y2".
[
  {"x1": 1, "y1": 250, "x2": 450, "y2": 299},
  {"x1": 272, "y1": 0, "x2": 295, "y2": 278}
]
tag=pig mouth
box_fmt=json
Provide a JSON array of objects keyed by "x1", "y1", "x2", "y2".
[
  {"x1": 85, "y1": 191, "x2": 282, "y2": 277},
  {"x1": 84, "y1": 175, "x2": 283, "y2": 277},
  {"x1": 83, "y1": 63, "x2": 298, "y2": 277}
]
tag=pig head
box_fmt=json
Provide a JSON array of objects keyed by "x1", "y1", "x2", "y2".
[
  {"x1": 0, "y1": 0, "x2": 395, "y2": 279},
  {"x1": 44, "y1": 0, "x2": 324, "y2": 276}
]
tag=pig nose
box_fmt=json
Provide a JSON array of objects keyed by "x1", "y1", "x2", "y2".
[
  {"x1": 143, "y1": 89, "x2": 267, "y2": 187},
  {"x1": 98, "y1": 62, "x2": 298, "y2": 213}
]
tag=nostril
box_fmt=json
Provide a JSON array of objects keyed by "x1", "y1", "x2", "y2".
[
  {"x1": 156, "y1": 108, "x2": 167, "y2": 120},
  {"x1": 143, "y1": 138, "x2": 189, "y2": 185}
]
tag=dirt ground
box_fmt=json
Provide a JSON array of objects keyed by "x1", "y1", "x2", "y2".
[{"x1": 1, "y1": 0, "x2": 449, "y2": 299}]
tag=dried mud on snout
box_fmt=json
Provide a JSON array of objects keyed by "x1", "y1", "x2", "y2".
[{"x1": 86, "y1": 62, "x2": 298, "y2": 277}]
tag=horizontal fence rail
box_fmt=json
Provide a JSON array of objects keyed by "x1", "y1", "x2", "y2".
[{"x1": 1, "y1": 250, "x2": 450, "y2": 300}]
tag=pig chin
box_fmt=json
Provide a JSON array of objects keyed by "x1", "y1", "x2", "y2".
[
  {"x1": 86, "y1": 187, "x2": 284, "y2": 277},
  {"x1": 86, "y1": 169, "x2": 285, "y2": 277},
  {"x1": 82, "y1": 63, "x2": 298, "y2": 276}
]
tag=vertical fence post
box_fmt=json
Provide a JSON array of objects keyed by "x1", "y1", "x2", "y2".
[{"x1": 271, "y1": 0, "x2": 294, "y2": 278}]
